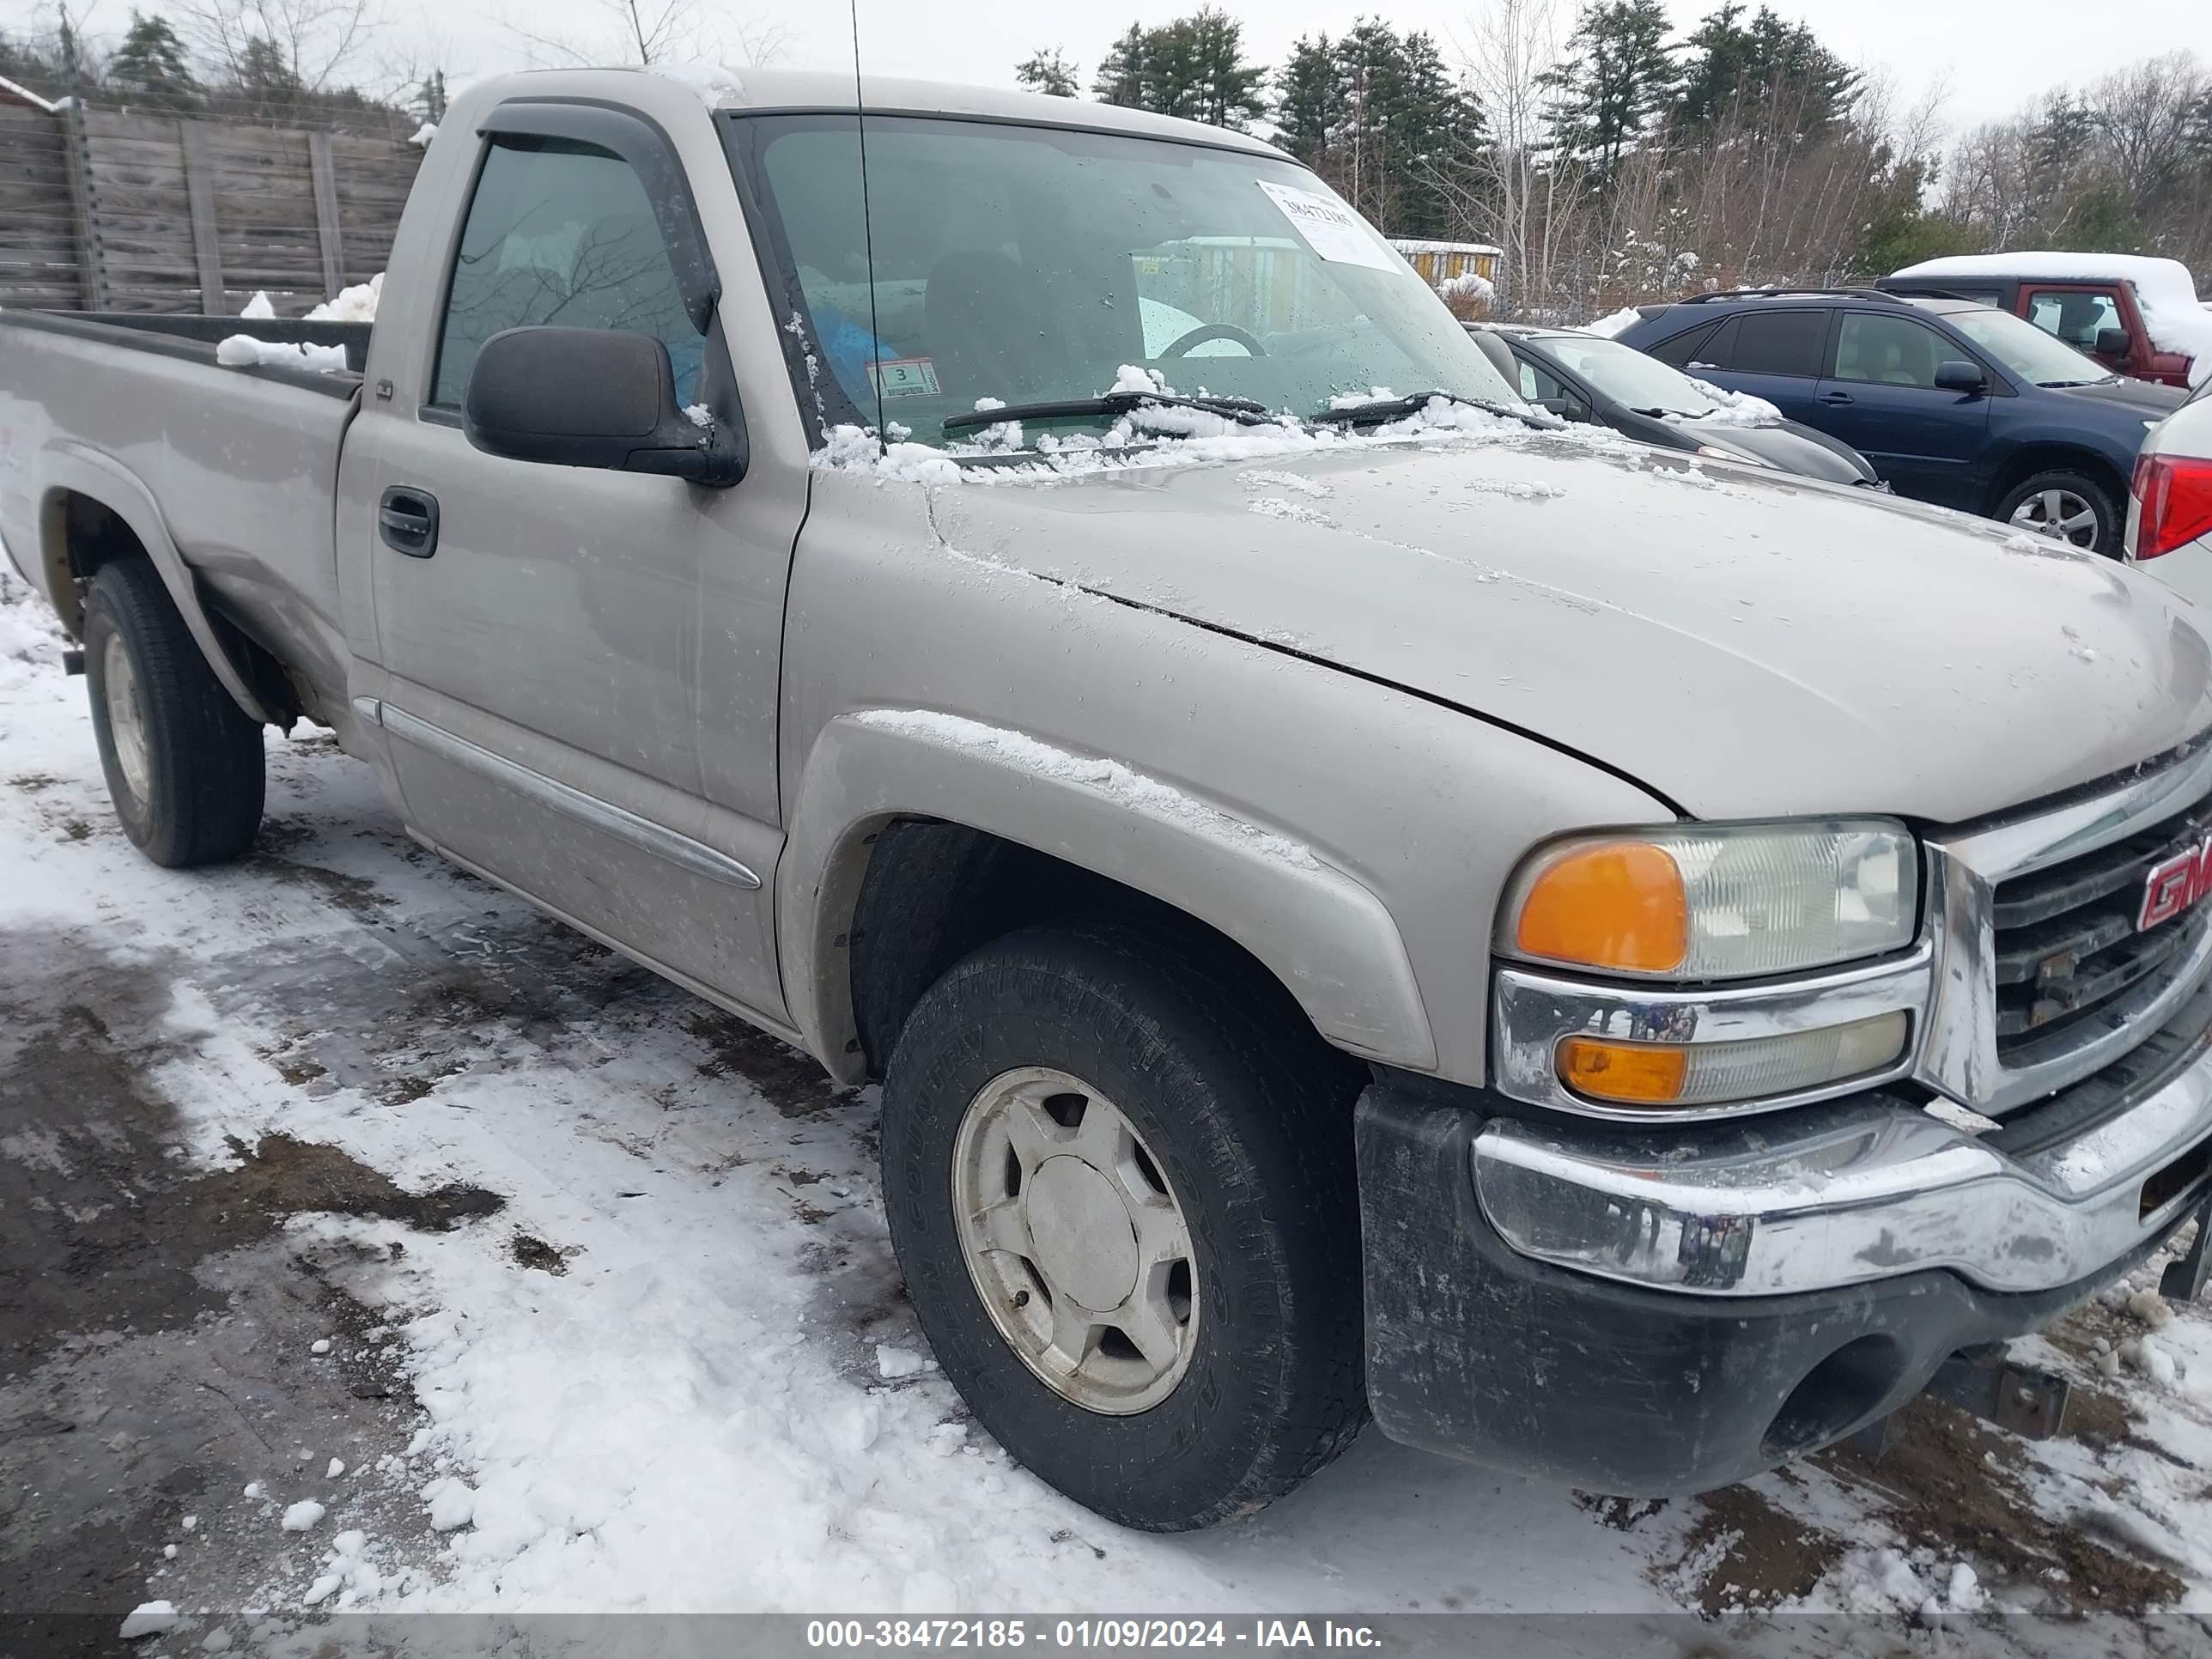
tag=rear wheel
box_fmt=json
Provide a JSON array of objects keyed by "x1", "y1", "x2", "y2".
[
  {"x1": 82, "y1": 560, "x2": 265, "y2": 866},
  {"x1": 879, "y1": 924, "x2": 1367, "y2": 1530},
  {"x1": 1996, "y1": 469, "x2": 2119, "y2": 555}
]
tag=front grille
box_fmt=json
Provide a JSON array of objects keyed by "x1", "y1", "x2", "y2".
[{"x1": 1992, "y1": 809, "x2": 2211, "y2": 1062}]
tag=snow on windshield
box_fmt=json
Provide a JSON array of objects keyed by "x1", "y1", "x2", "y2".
[{"x1": 814, "y1": 379, "x2": 1631, "y2": 488}]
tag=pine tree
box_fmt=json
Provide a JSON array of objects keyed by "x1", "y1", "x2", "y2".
[
  {"x1": 1092, "y1": 25, "x2": 1150, "y2": 109},
  {"x1": 1673, "y1": 3, "x2": 1856, "y2": 138},
  {"x1": 1273, "y1": 34, "x2": 1340, "y2": 167},
  {"x1": 413, "y1": 69, "x2": 448, "y2": 125},
  {"x1": 1542, "y1": 0, "x2": 1677, "y2": 179},
  {"x1": 1016, "y1": 47, "x2": 1079, "y2": 99},
  {"x1": 1090, "y1": 12, "x2": 1265, "y2": 130},
  {"x1": 107, "y1": 13, "x2": 200, "y2": 112}
]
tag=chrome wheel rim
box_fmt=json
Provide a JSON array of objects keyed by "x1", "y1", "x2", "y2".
[
  {"x1": 951, "y1": 1066, "x2": 1198, "y2": 1414},
  {"x1": 102, "y1": 633, "x2": 153, "y2": 802},
  {"x1": 2010, "y1": 488, "x2": 2100, "y2": 548}
]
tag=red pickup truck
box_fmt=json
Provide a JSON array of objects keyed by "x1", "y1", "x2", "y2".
[{"x1": 1879, "y1": 254, "x2": 2209, "y2": 390}]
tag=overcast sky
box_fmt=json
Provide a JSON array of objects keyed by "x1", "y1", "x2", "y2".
[{"x1": 9, "y1": 0, "x2": 2209, "y2": 137}]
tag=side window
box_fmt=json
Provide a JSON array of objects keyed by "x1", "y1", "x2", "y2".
[
  {"x1": 1832, "y1": 314, "x2": 1952, "y2": 388},
  {"x1": 1729, "y1": 309, "x2": 1826, "y2": 377},
  {"x1": 432, "y1": 137, "x2": 704, "y2": 410},
  {"x1": 1648, "y1": 319, "x2": 1719, "y2": 368},
  {"x1": 1516, "y1": 357, "x2": 1592, "y2": 422},
  {"x1": 2026, "y1": 289, "x2": 2124, "y2": 351}
]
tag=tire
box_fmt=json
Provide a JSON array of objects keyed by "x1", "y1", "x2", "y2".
[
  {"x1": 1994, "y1": 469, "x2": 2120, "y2": 556},
  {"x1": 879, "y1": 922, "x2": 1367, "y2": 1530},
  {"x1": 82, "y1": 559, "x2": 265, "y2": 866}
]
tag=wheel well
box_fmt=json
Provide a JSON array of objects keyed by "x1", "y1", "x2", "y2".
[
  {"x1": 41, "y1": 488, "x2": 301, "y2": 724},
  {"x1": 1984, "y1": 447, "x2": 2126, "y2": 518},
  {"x1": 41, "y1": 489, "x2": 146, "y2": 635},
  {"x1": 846, "y1": 819, "x2": 1359, "y2": 1087}
]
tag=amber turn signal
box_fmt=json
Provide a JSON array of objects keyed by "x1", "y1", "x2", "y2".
[
  {"x1": 1513, "y1": 842, "x2": 1689, "y2": 975},
  {"x1": 1557, "y1": 1036, "x2": 1691, "y2": 1105}
]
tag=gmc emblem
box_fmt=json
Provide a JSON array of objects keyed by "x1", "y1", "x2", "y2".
[{"x1": 2139, "y1": 834, "x2": 2212, "y2": 932}]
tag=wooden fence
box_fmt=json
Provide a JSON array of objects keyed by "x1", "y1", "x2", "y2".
[{"x1": 0, "y1": 104, "x2": 422, "y2": 315}]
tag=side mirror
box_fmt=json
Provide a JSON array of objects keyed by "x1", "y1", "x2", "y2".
[
  {"x1": 1536, "y1": 396, "x2": 1593, "y2": 424},
  {"x1": 464, "y1": 326, "x2": 742, "y2": 486},
  {"x1": 2096, "y1": 326, "x2": 2130, "y2": 357},
  {"x1": 1933, "y1": 360, "x2": 1986, "y2": 395}
]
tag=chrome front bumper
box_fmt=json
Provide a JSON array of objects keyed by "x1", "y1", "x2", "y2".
[{"x1": 1474, "y1": 1012, "x2": 2212, "y2": 1297}]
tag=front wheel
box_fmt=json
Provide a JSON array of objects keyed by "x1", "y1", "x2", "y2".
[
  {"x1": 82, "y1": 559, "x2": 265, "y2": 866},
  {"x1": 879, "y1": 924, "x2": 1367, "y2": 1530},
  {"x1": 1996, "y1": 469, "x2": 2119, "y2": 556}
]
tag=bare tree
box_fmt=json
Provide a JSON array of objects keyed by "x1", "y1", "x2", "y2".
[
  {"x1": 1436, "y1": 0, "x2": 1590, "y2": 319},
  {"x1": 172, "y1": 0, "x2": 380, "y2": 93},
  {"x1": 503, "y1": 0, "x2": 789, "y2": 70}
]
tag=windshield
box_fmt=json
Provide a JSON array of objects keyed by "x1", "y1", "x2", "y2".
[
  {"x1": 1923, "y1": 302, "x2": 2115, "y2": 387},
  {"x1": 1533, "y1": 334, "x2": 1734, "y2": 418},
  {"x1": 737, "y1": 114, "x2": 1521, "y2": 447}
]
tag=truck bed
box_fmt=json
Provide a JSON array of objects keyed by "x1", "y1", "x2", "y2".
[{"x1": 0, "y1": 307, "x2": 370, "y2": 725}]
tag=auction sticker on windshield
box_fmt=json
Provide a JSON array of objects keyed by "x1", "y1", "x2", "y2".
[{"x1": 1255, "y1": 180, "x2": 1398, "y2": 272}]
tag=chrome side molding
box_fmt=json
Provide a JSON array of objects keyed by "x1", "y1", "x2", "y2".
[{"x1": 379, "y1": 702, "x2": 762, "y2": 891}]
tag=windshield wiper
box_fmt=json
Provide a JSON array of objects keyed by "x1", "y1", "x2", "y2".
[
  {"x1": 941, "y1": 390, "x2": 1278, "y2": 434},
  {"x1": 1316, "y1": 390, "x2": 1558, "y2": 430}
]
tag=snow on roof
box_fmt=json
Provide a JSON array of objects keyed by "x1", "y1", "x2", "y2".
[
  {"x1": 1893, "y1": 252, "x2": 2212, "y2": 385},
  {"x1": 1389, "y1": 239, "x2": 1504, "y2": 257},
  {"x1": 0, "y1": 75, "x2": 60, "y2": 113}
]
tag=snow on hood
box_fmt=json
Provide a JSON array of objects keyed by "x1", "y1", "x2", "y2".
[
  {"x1": 1893, "y1": 252, "x2": 2212, "y2": 386},
  {"x1": 917, "y1": 440, "x2": 2212, "y2": 824}
]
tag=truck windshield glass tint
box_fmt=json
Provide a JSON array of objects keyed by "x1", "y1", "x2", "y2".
[
  {"x1": 432, "y1": 137, "x2": 705, "y2": 410},
  {"x1": 744, "y1": 115, "x2": 1520, "y2": 447}
]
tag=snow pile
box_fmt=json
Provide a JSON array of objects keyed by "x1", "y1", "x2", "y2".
[
  {"x1": 1677, "y1": 377, "x2": 1784, "y2": 428},
  {"x1": 118, "y1": 1601, "x2": 179, "y2": 1640},
  {"x1": 239, "y1": 291, "x2": 276, "y2": 319},
  {"x1": 1581, "y1": 307, "x2": 1646, "y2": 339},
  {"x1": 410, "y1": 122, "x2": 438, "y2": 147},
  {"x1": 854, "y1": 709, "x2": 1319, "y2": 869},
  {"x1": 1892, "y1": 252, "x2": 2212, "y2": 386},
  {"x1": 280, "y1": 1498, "x2": 326, "y2": 1531},
  {"x1": 1437, "y1": 270, "x2": 1494, "y2": 310},
  {"x1": 307, "y1": 272, "x2": 381, "y2": 324},
  {"x1": 1833, "y1": 1547, "x2": 1991, "y2": 1623},
  {"x1": 216, "y1": 335, "x2": 350, "y2": 373},
  {"x1": 0, "y1": 567, "x2": 66, "y2": 693}
]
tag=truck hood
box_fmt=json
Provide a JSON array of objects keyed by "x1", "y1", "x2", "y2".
[{"x1": 927, "y1": 434, "x2": 2212, "y2": 823}]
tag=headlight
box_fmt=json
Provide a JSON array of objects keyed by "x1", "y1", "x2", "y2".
[{"x1": 1500, "y1": 820, "x2": 1917, "y2": 981}]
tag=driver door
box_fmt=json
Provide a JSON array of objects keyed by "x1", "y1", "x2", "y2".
[{"x1": 343, "y1": 106, "x2": 804, "y2": 1021}]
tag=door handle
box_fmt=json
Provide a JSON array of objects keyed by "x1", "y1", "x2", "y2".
[
  {"x1": 379, "y1": 486, "x2": 440, "y2": 558},
  {"x1": 1820, "y1": 391, "x2": 1855, "y2": 405}
]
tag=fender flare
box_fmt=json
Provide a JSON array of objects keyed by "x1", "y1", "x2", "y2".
[
  {"x1": 34, "y1": 442, "x2": 276, "y2": 726},
  {"x1": 777, "y1": 711, "x2": 1437, "y2": 1084}
]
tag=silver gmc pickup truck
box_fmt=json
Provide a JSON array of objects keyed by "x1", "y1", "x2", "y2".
[{"x1": 7, "y1": 68, "x2": 2212, "y2": 1533}]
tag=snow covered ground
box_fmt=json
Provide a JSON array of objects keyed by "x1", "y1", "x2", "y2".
[{"x1": 6, "y1": 565, "x2": 2212, "y2": 1650}]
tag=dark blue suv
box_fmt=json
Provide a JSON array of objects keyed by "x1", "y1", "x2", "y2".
[{"x1": 1615, "y1": 289, "x2": 2185, "y2": 552}]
